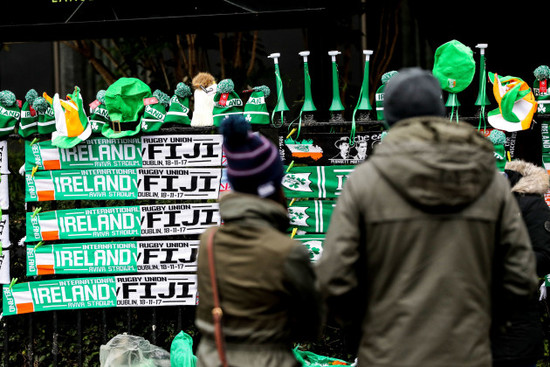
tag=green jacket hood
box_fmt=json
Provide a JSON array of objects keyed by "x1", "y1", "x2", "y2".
[{"x1": 371, "y1": 116, "x2": 496, "y2": 211}]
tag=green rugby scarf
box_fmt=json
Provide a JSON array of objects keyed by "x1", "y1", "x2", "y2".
[
  {"x1": 283, "y1": 165, "x2": 354, "y2": 199},
  {"x1": 3, "y1": 274, "x2": 197, "y2": 316}
]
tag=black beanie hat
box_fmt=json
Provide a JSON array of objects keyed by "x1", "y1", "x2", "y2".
[
  {"x1": 220, "y1": 115, "x2": 284, "y2": 198},
  {"x1": 383, "y1": 67, "x2": 445, "y2": 127}
]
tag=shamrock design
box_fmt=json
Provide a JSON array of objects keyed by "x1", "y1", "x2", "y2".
[{"x1": 284, "y1": 174, "x2": 306, "y2": 189}]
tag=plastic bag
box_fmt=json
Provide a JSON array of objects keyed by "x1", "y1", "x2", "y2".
[
  {"x1": 293, "y1": 346, "x2": 352, "y2": 366},
  {"x1": 170, "y1": 331, "x2": 197, "y2": 367},
  {"x1": 99, "y1": 333, "x2": 171, "y2": 367}
]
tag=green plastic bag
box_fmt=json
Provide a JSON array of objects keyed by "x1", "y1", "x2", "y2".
[
  {"x1": 293, "y1": 346, "x2": 352, "y2": 366},
  {"x1": 170, "y1": 331, "x2": 197, "y2": 367}
]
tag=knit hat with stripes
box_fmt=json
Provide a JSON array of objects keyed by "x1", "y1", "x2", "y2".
[{"x1": 221, "y1": 114, "x2": 284, "y2": 198}]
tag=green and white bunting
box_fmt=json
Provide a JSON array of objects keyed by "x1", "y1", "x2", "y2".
[
  {"x1": 26, "y1": 241, "x2": 198, "y2": 276},
  {"x1": 288, "y1": 200, "x2": 335, "y2": 233},
  {"x1": 294, "y1": 234, "x2": 325, "y2": 262},
  {"x1": 3, "y1": 274, "x2": 197, "y2": 316},
  {"x1": 25, "y1": 134, "x2": 223, "y2": 171},
  {"x1": 283, "y1": 165, "x2": 354, "y2": 199},
  {"x1": 25, "y1": 168, "x2": 222, "y2": 202},
  {"x1": 26, "y1": 204, "x2": 220, "y2": 242}
]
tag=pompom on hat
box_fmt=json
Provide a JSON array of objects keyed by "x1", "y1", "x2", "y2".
[
  {"x1": 19, "y1": 89, "x2": 38, "y2": 139},
  {"x1": 220, "y1": 114, "x2": 284, "y2": 198}
]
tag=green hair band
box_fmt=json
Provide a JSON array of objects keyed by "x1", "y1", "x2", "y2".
[
  {"x1": 153, "y1": 89, "x2": 170, "y2": 108},
  {"x1": 488, "y1": 129, "x2": 506, "y2": 145},
  {"x1": 534, "y1": 65, "x2": 550, "y2": 81},
  {"x1": 254, "y1": 85, "x2": 270, "y2": 98},
  {"x1": 32, "y1": 96, "x2": 49, "y2": 113},
  {"x1": 217, "y1": 79, "x2": 234, "y2": 94},
  {"x1": 175, "y1": 82, "x2": 192, "y2": 98},
  {"x1": 25, "y1": 89, "x2": 38, "y2": 105},
  {"x1": 0, "y1": 90, "x2": 16, "y2": 107}
]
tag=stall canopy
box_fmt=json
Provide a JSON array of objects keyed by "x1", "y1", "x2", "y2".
[{"x1": 0, "y1": 0, "x2": 362, "y2": 43}]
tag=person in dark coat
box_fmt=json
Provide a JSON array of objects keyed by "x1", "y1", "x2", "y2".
[{"x1": 492, "y1": 159, "x2": 550, "y2": 367}]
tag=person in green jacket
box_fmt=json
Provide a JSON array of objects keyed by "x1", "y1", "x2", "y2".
[
  {"x1": 316, "y1": 67, "x2": 538, "y2": 367},
  {"x1": 195, "y1": 115, "x2": 321, "y2": 367}
]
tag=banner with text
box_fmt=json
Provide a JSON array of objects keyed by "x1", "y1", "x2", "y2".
[
  {"x1": 0, "y1": 141, "x2": 9, "y2": 174},
  {"x1": 26, "y1": 204, "x2": 220, "y2": 242},
  {"x1": 288, "y1": 200, "x2": 335, "y2": 233},
  {"x1": 25, "y1": 134, "x2": 224, "y2": 171},
  {"x1": 2, "y1": 274, "x2": 197, "y2": 316},
  {"x1": 26, "y1": 240, "x2": 198, "y2": 276},
  {"x1": 25, "y1": 168, "x2": 222, "y2": 201},
  {"x1": 1, "y1": 174, "x2": 8, "y2": 210},
  {"x1": 283, "y1": 165, "x2": 354, "y2": 199},
  {"x1": 0, "y1": 214, "x2": 9, "y2": 248}
]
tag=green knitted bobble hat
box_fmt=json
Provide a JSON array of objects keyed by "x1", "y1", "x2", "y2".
[
  {"x1": 165, "y1": 82, "x2": 192, "y2": 125},
  {"x1": 0, "y1": 90, "x2": 20, "y2": 138}
]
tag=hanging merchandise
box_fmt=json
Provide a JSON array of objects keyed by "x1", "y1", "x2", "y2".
[
  {"x1": 45, "y1": 86, "x2": 92, "y2": 149},
  {"x1": 432, "y1": 39, "x2": 476, "y2": 121},
  {"x1": 293, "y1": 347, "x2": 352, "y2": 366},
  {"x1": 170, "y1": 331, "x2": 198, "y2": 367},
  {"x1": 533, "y1": 65, "x2": 550, "y2": 114},
  {"x1": 88, "y1": 90, "x2": 111, "y2": 134},
  {"x1": 475, "y1": 44, "x2": 491, "y2": 131},
  {"x1": 191, "y1": 72, "x2": 217, "y2": 127},
  {"x1": 2, "y1": 274, "x2": 197, "y2": 316},
  {"x1": 351, "y1": 50, "x2": 374, "y2": 127},
  {"x1": 25, "y1": 167, "x2": 222, "y2": 201},
  {"x1": 375, "y1": 70, "x2": 398, "y2": 121},
  {"x1": 0, "y1": 90, "x2": 20, "y2": 138},
  {"x1": 328, "y1": 50, "x2": 345, "y2": 120},
  {"x1": 268, "y1": 53, "x2": 289, "y2": 125},
  {"x1": 282, "y1": 165, "x2": 354, "y2": 199},
  {"x1": 212, "y1": 79, "x2": 243, "y2": 126},
  {"x1": 140, "y1": 89, "x2": 170, "y2": 133},
  {"x1": 0, "y1": 250, "x2": 10, "y2": 285},
  {"x1": 293, "y1": 234, "x2": 325, "y2": 262},
  {"x1": 0, "y1": 212, "x2": 9, "y2": 248},
  {"x1": 34, "y1": 94, "x2": 57, "y2": 135},
  {"x1": 26, "y1": 240, "x2": 199, "y2": 276},
  {"x1": 287, "y1": 199, "x2": 335, "y2": 233},
  {"x1": 0, "y1": 174, "x2": 9, "y2": 210},
  {"x1": 26, "y1": 203, "x2": 220, "y2": 242},
  {"x1": 103, "y1": 77, "x2": 152, "y2": 138},
  {"x1": 18, "y1": 89, "x2": 39, "y2": 139},
  {"x1": 165, "y1": 82, "x2": 192, "y2": 125},
  {"x1": 25, "y1": 134, "x2": 224, "y2": 171},
  {"x1": 243, "y1": 85, "x2": 270, "y2": 124},
  {"x1": 487, "y1": 72, "x2": 538, "y2": 132},
  {"x1": 487, "y1": 129, "x2": 507, "y2": 171},
  {"x1": 299, "y1": 51, "x2": 317, "y2": 119}
]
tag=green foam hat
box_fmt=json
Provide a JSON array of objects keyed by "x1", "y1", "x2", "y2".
[
  {"x1": 432, "y1": 40, "x2": 475, "y2": 93},
  {"x1": 0, "y1": 90, "x2": 20, "y2": 138},
  {"x1": 103, "y1": 77, "x2": 151, "y2": 138},
  {"x1": 164, "y1": 82, "x2": 192, "y2": 125}
]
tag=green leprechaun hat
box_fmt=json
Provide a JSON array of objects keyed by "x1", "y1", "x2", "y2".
[
  {"x1": 375, "y1": 70, "x2": 398, "y2": 122},
  {"x1": 141, "y1": 89, "x2": 169, "y2": 133},
  {"x1": 0, "y1": 90, "x2": 20, "y2": 138},
  {"x1": 213, "y1": 79, "x2": 243, "y2": 127},
  {"x1": 88, "y1": 90, "x2": 111, "y2": 134},
  {"x1": 487, "y1": 129, "x2": 507, "y2": 172},
  {"x1": 34, "y1": 94, "x2": 56, "y2": 135},
  {"x1": 18, "y1": 89, "x2": 39, "y2": 139},
  {"x1": 432, "y1": 40, "x2": 475, "y2": 121},
  {"x1": 164, "y1": 82, "x2": 192, "y2": 125},
  {"x1": 103, "y1": 77, "x2": 152, "y2": 138},
  {"x1": 244, "y1": 85, "x2": 270, "y2": 124},
  {"x1": 533, "y1": 65, "x2": 550, "y2": 114},
  {"x1": 50, "y1": 86, "x2": 92, "y2": 149}
]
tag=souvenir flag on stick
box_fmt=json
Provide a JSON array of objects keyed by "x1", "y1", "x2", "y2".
[{"x1": 268, "y1": 53, "x2": 289, "y2": 125}]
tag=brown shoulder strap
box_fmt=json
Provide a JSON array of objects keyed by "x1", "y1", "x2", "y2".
[{"x1": 206, "y1": 227, "x2": 229, "y2": 367}]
